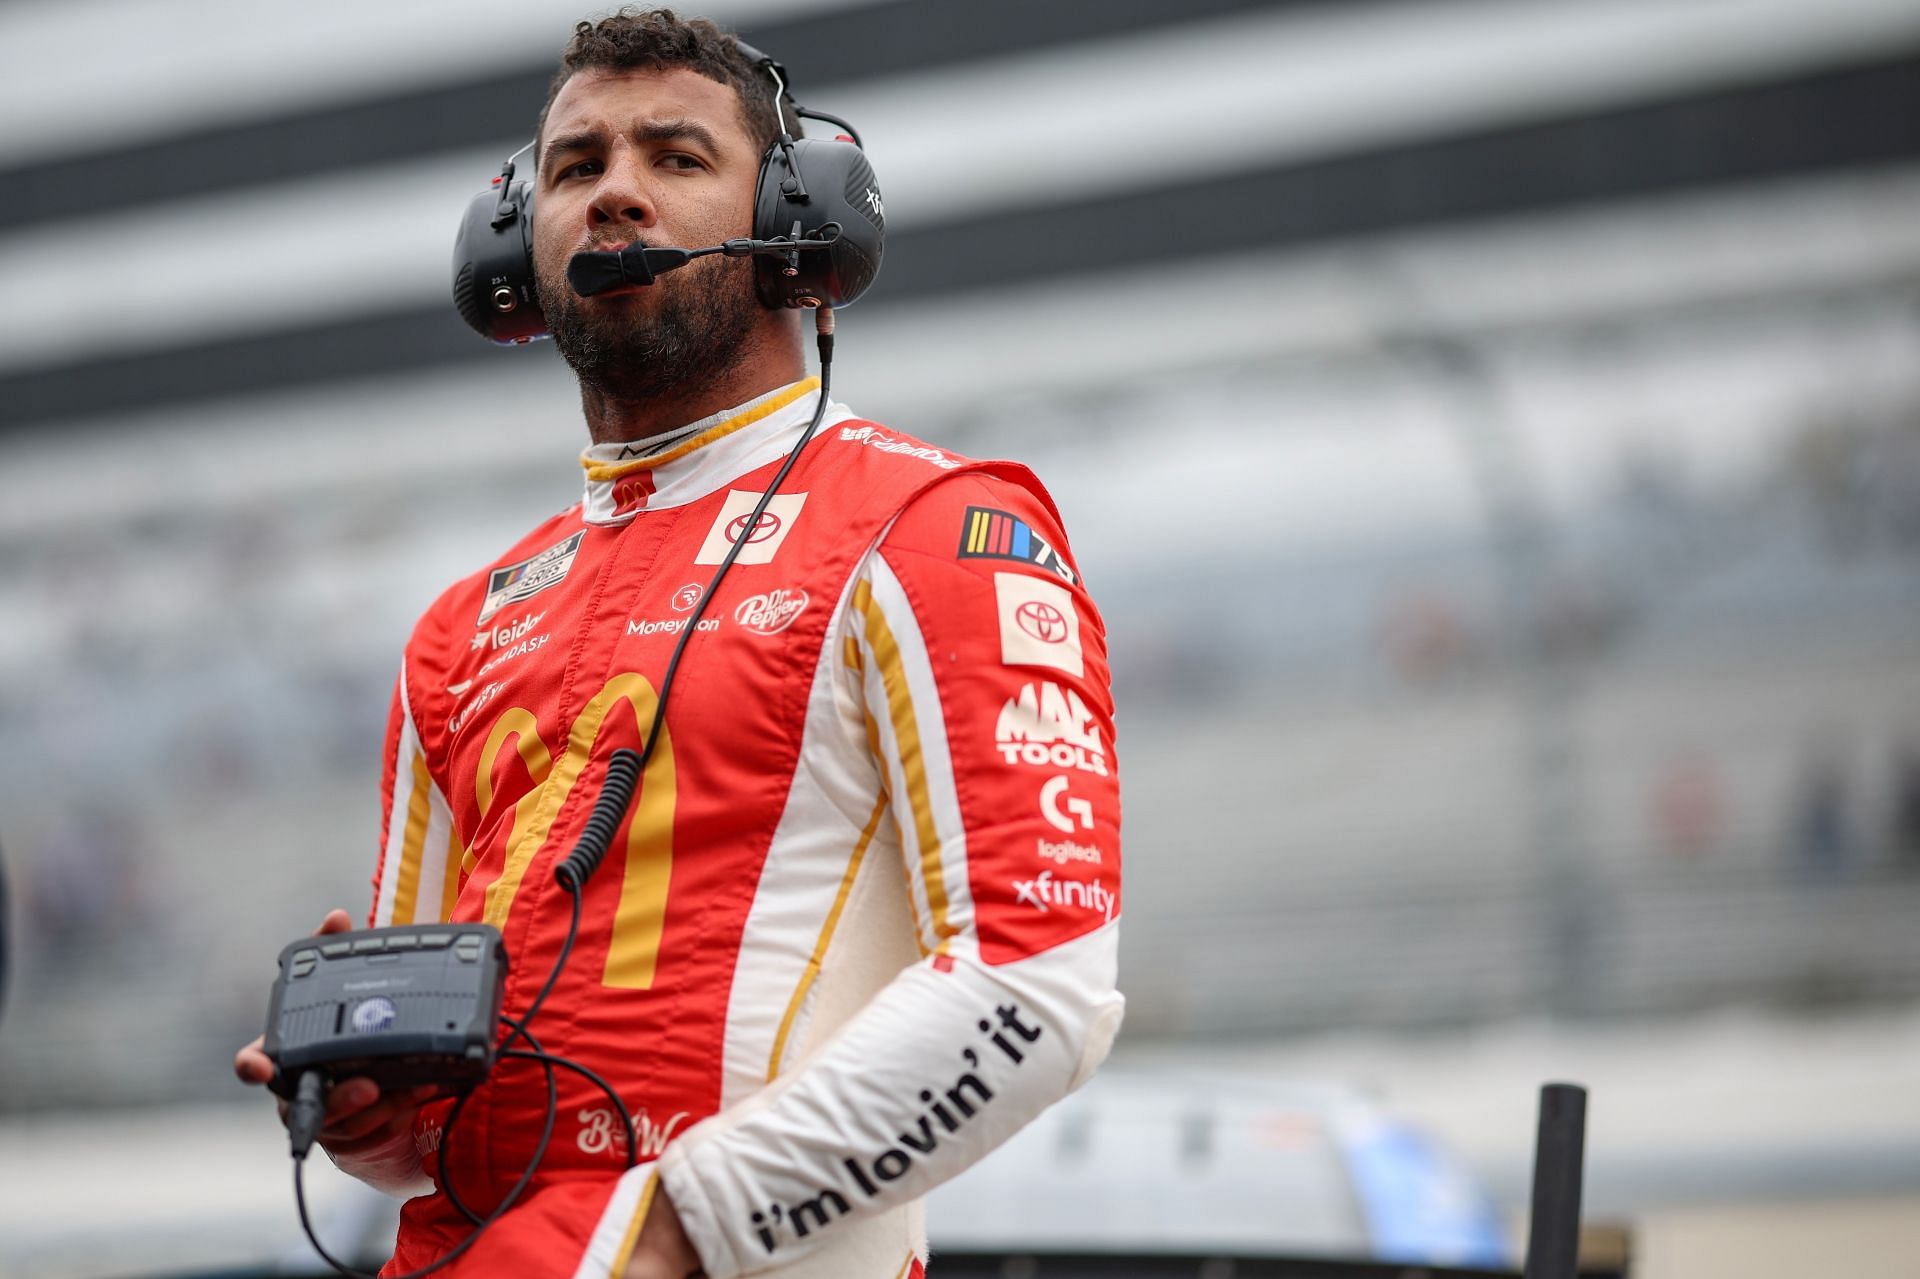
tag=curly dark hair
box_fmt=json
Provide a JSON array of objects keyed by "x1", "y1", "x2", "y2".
[{"x1": 536, "y1": 8, "x2": 790, "y2": 156}]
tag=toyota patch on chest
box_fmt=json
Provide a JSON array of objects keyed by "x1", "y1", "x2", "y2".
[{"x1": 478, "y1": 531, "x2": 585, "y2": 624}]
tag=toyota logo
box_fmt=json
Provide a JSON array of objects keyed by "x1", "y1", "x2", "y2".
[
  {"x1": 1015, "y1": 601, "x2": 1069, "y2": 643},
  {"x1": 727, "y1": 511, "x2": 783, "y2": 544}
]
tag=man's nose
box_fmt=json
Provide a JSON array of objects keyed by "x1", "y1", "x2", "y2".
[{"x1": 588, "y1": 154, "x2": 657, "y2": 227}]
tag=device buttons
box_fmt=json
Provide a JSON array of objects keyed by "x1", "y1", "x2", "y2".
[
  {"x1": 417, "y1": 932, "x2": 454, "y2": 949},
  {"x1": 289, "y1": 948, "x2": 320, "y2": 978},
  {"x1": 386, "y1": 933, "x2": 419, "y2": 949},
  {"x1": 320, "y1": 941, "x2": 352, "y2": 958},
  {"x1": 352, "y1": 937, "x2": 384, "y2": 953},
  {"x1": 454, "y1": 935, "x2": 485, "y2": 963}
]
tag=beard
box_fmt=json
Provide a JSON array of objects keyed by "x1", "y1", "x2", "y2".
[{"x1": 538, "y1": 247, "x2": 760, "y2": 403}]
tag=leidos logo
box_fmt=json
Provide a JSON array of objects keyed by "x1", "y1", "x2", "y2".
[
  {"x1": 471, "y1": 612, "x2": 543, "y2": 652},
  {"x1": 996, "y1": 681, "x2": 1106, "y2": 775}
]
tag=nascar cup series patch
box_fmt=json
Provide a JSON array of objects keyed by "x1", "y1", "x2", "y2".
[
  {"x1": 994, "y1": 572, "x2": 1083, "y2": 676},
  {"x1": 478, "y1": 531, "x2": 585, "y2": 624},
  {"x1": 958, "y1": 507, "x2": 1077, "y2": 584}
]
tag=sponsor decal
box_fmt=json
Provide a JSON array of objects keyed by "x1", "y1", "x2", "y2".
[
  {"x1": 1040, "y1": 775, "x2": 1095, "y2": 833},
  {"x1": 1011, "y1": 869, "x2": 1117, "y2": 920},
  {"x1": 478, "y1": 533, "x2": 584, "y2": 624},
  {"x1": 996, "y1": 681, "x2": 1106, "y2": 775},
  {"x1": 448, "y1": 681, "x2": 504, "y2": 735},
  {"x1": 472, "y1": 612, "x2": 543, "y2": 652},
  {"x1": 628, "y1": 616, "x2": 720, "y2": 637},
  {"x1": 577, "y1": 1105, "x2": 688, "y2": 1160},
  {"x1": 1037, "y1": 837, "x2": 1101, "y2": 866},
  {"x1": 671, "y1": 583, "x2": 703, "y2": 613},
  {"x1": 734, "y1": 588, "x2": 810, "y2": 636},
  {"x1": 837, "y1": 424, "x2": 961, "y2": 470},
  {"x1": 610, "y1": 470, "x2": 658, "y2": 518},
  {"x1": 477, "y1": 631, "x2": 550, "y2": 677},
  {"x1": 957, "y1": 507, "x2": 1076, "y2": 584},
  {"x1": 447, "y1": 679, "x2": 474, "y2": 696},
  {"x1": 696, "y1": 490, "x2": 807, "y2": 565},
  {"x1": 350, "y1": 997, "x2": 397, "y2": 1034},
  {"x1": 749, "y1": 1005, "x2": 1042, "y2": 1255},
  {"x1": 994, "y1": 572, "x2": 1082, "y2": 675}
]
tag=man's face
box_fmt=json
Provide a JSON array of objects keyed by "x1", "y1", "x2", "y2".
[{"x1": 533, "y1": 66, "x2": 766, "y2": 403}]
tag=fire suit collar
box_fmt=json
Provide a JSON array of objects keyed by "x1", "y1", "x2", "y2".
[{"x1": 579, "y1": 377, "x2": 833, "y2": 525}]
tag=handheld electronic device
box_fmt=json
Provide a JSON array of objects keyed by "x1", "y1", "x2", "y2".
[{"x1": 262, "y1": 924, "x2": 507, "y2": 1100}]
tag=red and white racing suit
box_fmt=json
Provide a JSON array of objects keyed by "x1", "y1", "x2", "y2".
[{"x1": 357, "y1": 378, "x2": 1123, "y2": 1279}]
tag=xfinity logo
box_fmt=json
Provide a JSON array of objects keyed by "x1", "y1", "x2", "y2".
[
  {"x1": 996, "y1": 681, "x2": 1106, "y2": 775},
  {"x1": 1011, "y1": 869, "x2": 1115, "y2": 920}
]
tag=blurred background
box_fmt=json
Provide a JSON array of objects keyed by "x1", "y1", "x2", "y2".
[{"x1": 2, "y1": 0, "x2": 1918, "y2": 1275}]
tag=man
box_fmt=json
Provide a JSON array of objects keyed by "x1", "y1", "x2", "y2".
[{"x1": 236, "y1": 12, "x2": 1122, "y2": 1279}]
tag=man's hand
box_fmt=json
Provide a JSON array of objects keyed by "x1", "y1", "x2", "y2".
[
  {"x1": 623, "y1": 1186, "x2": 704, "y2": 1279},
  {"x1": 232, "y1": 909, "x2": 437, "y2": 1157}
]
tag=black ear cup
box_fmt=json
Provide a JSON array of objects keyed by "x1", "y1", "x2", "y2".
[
  {"x1": 452, "y1": 174, "x2": 548, "y2": 344},
  {"x1": 451, "y1": 43, "x2": 884, "y2": 340},
  {"x1": 751, "y1": 138, "x2": 885, "y2": 310}
]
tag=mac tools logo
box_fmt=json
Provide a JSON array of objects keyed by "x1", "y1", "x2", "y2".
[
  {"x1": 996, "y1": 681, "x2": 1107, "y2": 776},
  {"x1": 734, "y1": 588, "x2": 810, "y2": 635}
]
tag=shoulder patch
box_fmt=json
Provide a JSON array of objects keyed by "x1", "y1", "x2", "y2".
[
  {"x1": 957, "y1": 506, "x2": 1077, "y2": 584},
  {"x1": 994, "y1": 572, "x2": 1083, "y2": 676},
  {"x1": 478, "y1": 531, "x2": 584, "y2": 624}
]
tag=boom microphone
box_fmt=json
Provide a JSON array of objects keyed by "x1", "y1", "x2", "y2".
[{"x1": 566, "y1": 228, "x2": 845, "y2": 298}]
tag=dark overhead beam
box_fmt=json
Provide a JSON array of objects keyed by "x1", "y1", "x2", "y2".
[
  {"x1": 3, "y1": 53, "x2": 1914, "y2": 434},
  {"x1": 5, "y1": 0, "x2": 1286, "y2": 233}
]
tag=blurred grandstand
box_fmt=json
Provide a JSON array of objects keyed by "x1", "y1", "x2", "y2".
[{"x1": 1, "y1": 1, "x2": 1918, "y2": 1275}]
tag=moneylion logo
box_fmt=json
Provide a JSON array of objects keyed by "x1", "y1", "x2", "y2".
[
  {"x1": 996, "y1": 681, "x2": 1107, "y2": 775},
  {"x1": 735, "y1": 588, "x2": 810, "y2": 636}
]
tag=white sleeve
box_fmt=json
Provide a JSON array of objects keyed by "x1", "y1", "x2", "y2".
[{"x1": 656, "y1": 513, "x2": 1125, "y2": 1279}]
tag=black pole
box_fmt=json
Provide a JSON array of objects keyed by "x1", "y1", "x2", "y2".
[
  {"x1": 1523, "y1": 1081, "x2": 1588, "y2": 1279},
  {"x1": 0, "y1": 840, "x2": 10, "y2": 1031}
]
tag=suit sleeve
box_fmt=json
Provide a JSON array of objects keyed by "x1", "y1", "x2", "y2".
[
  {"x1": 339, "y1": 662, "x2": 455, "y2": 1199},
  {"x1": 369, "y1": 662, "x2": 461, "y2": 932},
  {"x1": 655, "y1": 472, "x2": 1124, "y2": 1278}
]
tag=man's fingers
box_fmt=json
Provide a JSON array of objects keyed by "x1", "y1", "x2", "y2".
[
  {"x1": 321, "y1": 1087, "x2": 436, "y2": 1145},
  {"x1": 314, "y1": 909, "x2": 355, "y2": 936},
  {"x1": 234, "y1": 1035, "x2": 274, "y2": 1086}
]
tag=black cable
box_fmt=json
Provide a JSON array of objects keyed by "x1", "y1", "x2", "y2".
[
  {"x1": 295, "y1": 319, "x2": 840, "y2": 1279},
  {"x1": 499, "y1": 877, "x2": 584, "y2": 1055},
  {"x1": 290, "y1": 1055, "x2": 555, "y2": 1279},
  {"x1": 438, "y1": 1039, "x2": 559, "y2": 1230},
  {"x1": 629, "y1": 318, "x2": 837, "y2": 783},
  {"x1": 503, "y1": 1048, "x2": 639, "y2": 1169}
]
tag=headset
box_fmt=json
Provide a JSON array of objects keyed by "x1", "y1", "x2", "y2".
[{"x1": 452, "y1": 39, "x2": 884, "y2": 344}]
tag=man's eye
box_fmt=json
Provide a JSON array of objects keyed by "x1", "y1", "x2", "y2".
[
  {"x1": 563, "y1": 160, "x2": 601, "y2": 179},
  {"x1": 660, "y1": 154, "x2": 702, "y2": 171}
]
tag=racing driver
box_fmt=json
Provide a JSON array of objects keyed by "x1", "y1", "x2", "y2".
[{"x1": 236, "y1": 11, "x2": 1122, "y2": 1279}]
